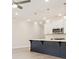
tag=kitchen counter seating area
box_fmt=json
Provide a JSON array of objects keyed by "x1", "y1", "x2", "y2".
[{"x1": 30, "y1": 39, "x2": 66, "y2": 59}]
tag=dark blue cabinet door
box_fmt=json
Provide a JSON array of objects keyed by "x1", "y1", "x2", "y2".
[
  {"x1": 43, "y1": 41, "x2": 60, "y2": 57},
  {"x1": 30, "y1": 40, "x2": 44, "y2": 53},
  {"x1": 60, "y1": 42, "x2": 66, "y2": 58}
]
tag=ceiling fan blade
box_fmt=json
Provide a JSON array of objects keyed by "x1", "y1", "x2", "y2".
[
  {"x1": 17, "y1": 5, "x2": 23, "y2": 9},
  {"x1": 14, "y1": 0, "x2": 31, "y2": 4}
]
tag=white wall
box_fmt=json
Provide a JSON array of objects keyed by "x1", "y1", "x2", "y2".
[
  {"x1": 44, "y1": 19, "x2": 66, "y2": 34},
  {"x1": 44, "y1": 19, "x2": 66, "y2": 40},
  {"x1": 12, "y1": 20, "x2": 44, "y2": 49}
]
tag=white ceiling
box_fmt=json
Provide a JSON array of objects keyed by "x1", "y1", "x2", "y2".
[{"x1": 12, "y1": 0, "x2": 66, "y2": 22}]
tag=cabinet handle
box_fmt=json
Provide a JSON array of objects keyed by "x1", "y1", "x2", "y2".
[
  {"x1": 41, "y1": 41, "x2": 44, "y2": 45},
  {"x1": 59, "y1": 42, "x2": 61, "y2": 47}
]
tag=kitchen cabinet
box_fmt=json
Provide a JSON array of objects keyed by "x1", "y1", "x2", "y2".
[
  {"x1": 30, "y1": 40, "x2": 66, "y2": 59},
  {"x1": 60, "y1": 42, "x2": 66, "y2": 58}
]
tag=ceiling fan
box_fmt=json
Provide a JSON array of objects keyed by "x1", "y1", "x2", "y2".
[{"x1": 12, "y1": 0, "x2": 31, "y2": 9}]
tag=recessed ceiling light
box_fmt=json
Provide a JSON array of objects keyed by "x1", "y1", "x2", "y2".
[
  {"x1": 45, "y1": 0, "x2": 49, "y2": 2},
  {"x1": 58, "y1": 13, "x2": 62, "y2": 16},
  {"x1": 46, "y1": 20, "x2": 50, "y2": 23},
  {"x1": 34, "y1": 22, "x2": 38, "y2": 25},
  {"x1": 27, "y1": 19, "x2": 31, "y2": 22},
  {"x1": 15, "y1": 12, "x2": 18, "y2": 15}
]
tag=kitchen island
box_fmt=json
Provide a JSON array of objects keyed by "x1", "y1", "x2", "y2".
[{"x1": 30, "y1": 39, "x2": 66, "y2": 59}]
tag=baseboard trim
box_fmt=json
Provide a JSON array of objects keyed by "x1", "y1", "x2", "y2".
[{"x1": 12, "y1": 46, "x2": 30, "y2": 49}]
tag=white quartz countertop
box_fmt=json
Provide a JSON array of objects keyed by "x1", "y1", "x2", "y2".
[{"x1": 30, "y1": 39, "x2": 66, "y2": 42}]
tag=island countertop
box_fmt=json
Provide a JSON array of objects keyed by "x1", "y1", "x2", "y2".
[{"x1": 30, "y1": 39, "x2": 66, "y2": 42}]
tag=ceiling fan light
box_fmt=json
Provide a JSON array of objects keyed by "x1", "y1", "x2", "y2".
[{"x1": 12, "y1": 4, "x2": 18, "y2": 8}]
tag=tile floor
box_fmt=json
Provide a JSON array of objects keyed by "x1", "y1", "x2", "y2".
[{"x1": 12, "y1": 48, "x2": 64, "y2": 59}]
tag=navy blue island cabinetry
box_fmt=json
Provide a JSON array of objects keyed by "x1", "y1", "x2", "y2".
[{"x1": 30, "y1": 40, "x2": 66, "y2": 59}]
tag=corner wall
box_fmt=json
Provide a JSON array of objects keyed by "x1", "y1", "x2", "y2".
[{"x1": 12, "y1": 20, "x2": 44, "y2": 49}]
